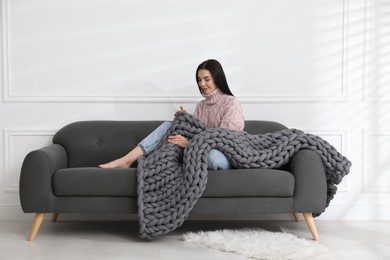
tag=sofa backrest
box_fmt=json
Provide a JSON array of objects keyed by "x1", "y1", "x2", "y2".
[
  {"x1": 53, "y1": 120, "x2": 287, "y2": 168},
  {"x1": 244, "y1": 121, "x2": 287, "y2": 135},
  {"x1": 53, "y1": 121, "x2": 165, "y2": 168}
]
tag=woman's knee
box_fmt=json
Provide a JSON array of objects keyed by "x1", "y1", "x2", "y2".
[
  {"x1": 139, "y1": 121, "x2": 172, "y2": 156},
  {"x1": 207, "y1": 149, "x2": 231, "y2": 170},
  {"x1": 160, "y1": 121, "x2": 172, "y2": 131}
]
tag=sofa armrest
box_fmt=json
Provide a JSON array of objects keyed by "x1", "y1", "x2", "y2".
[
  {"x1": 19, "y1": 144, "x2": 68, "y2": 213},
  {"x1": 289, "y1": 149, "x2": 327, "y2": 214}
]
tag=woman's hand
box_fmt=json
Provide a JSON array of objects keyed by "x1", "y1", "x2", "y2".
[
  {"x1": 175, "y1": 106, "x2": 186, "y2": 116},
  {"x1": 168, "y1": 134, "x2": 189, "y2": 148}
]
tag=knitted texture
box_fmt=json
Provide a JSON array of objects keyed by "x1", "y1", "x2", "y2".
[{"x1": 137, "y1": 112, "x2": 352, "y2": 240}]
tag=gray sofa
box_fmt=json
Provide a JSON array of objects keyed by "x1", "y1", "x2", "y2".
[{"x1": 20, "y1": 120, "x2": 327, "y2": 241}]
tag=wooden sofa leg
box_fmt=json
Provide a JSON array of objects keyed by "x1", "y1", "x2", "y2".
[
  {"x1": 28, "y1": 213, "x2": 45, "y2": 241},
  {"x1": 293, "y1": 213, "x2": 301, "y2": 222},
  {"x1": 303, "y1": 212, "x2": 320, "y2": 241},
  {"x1": 52, "y1": 213, "x2": 59, "y2": 222}
]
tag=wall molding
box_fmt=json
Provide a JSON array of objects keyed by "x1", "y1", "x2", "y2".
[
  {"x1": 362, "y1": 0, "x2": 390, "y2": 103},
  {"x1": 362, "y1": 130, "x2": 390, "y2": 193},
  {"x1": 300, "y1": 129, "x2": 349, "y2": 192},
  {"x1": 0, "y1": 0, "x2": 349, "y2": 104},
  {"x1": 2, "y1": 128, "x2": 56, "y2": 193},
  {"x1": 2, "y1": 95, "x2": 350, "y2": 104},
  {"x1": 0, "y1": 0, "x2": 10, "y2": 102}
]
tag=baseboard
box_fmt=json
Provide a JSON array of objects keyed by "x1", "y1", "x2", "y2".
[{"x1": 315, "y1": 204, "x2": 390, "y2": 220}]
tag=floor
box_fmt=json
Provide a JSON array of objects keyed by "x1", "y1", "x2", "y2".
[{"x1": 0, "y1": 218, "x2": 389, "y2": 260}]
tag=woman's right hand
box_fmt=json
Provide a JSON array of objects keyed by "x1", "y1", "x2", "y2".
[{"x1": 168, "y1": 134, "x2": 189, "y2": 148}]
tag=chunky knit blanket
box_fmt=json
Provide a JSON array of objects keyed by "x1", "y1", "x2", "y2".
[{"x1": 136, "y1": 112, "x2": 352, "y2": 240}]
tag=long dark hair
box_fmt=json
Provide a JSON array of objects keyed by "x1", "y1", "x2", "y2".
[{"x1": 196, "y1": 59, "x2": 234, "y2": 96}]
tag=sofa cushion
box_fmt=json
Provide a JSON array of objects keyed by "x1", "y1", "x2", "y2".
[{"x1": 53, "y1": 168, "x2": 294, "y2": 197}]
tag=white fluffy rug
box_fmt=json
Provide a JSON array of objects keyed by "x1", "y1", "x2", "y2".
[{"x1": 183, "y1": 228, "x2": 332, "y2": 260}]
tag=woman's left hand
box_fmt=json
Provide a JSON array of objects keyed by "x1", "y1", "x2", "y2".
[
  {"x1": 175, "y1": 106, "x2": 186, "y2": 116},
  {"x1": 168, "y1": 134, "x2": 189, "y2": 148}
]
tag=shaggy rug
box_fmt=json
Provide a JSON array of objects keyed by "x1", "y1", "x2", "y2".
[{"x1": 183, "y1": 228, "x2": 333, "y2": 260}]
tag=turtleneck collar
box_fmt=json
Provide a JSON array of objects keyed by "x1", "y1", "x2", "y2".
[{"x1": 203, "y1": 88, "x2": 225, "y2": 105}]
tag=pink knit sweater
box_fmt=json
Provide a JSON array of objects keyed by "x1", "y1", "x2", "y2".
[{"x1": 193, "y1": 88, "x2": 245, "y2": 131}]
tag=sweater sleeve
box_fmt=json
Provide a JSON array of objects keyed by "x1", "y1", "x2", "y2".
[{"x1": 219, "y1": 97, "x2": 245, "y2": 131}]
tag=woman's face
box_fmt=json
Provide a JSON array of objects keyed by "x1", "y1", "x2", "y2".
[{"x1": 197, "y1": 69, "x2": 217, "y2": 95}]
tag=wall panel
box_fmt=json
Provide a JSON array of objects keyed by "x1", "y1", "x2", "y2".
[
  {"x1": 363, "y1": 0, "x2": 390, "y2": 102},
  {"x1": 2, "y1": 129, "x2": 55, "y2": 193},
  {"x1": 363, "y1": 131, "x2": 390, "y2": 193},
  {"x1": 2, "y1": 0, "x2": 347, "y2": 103}
]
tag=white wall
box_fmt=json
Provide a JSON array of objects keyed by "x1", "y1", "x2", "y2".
[{"x1": 1, "y1": 0, "x2": 389, "y2": 220}]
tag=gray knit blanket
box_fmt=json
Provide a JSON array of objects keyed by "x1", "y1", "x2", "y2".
[{"x1": 136, "y1": 112, "x2": 351, "y2": 240}]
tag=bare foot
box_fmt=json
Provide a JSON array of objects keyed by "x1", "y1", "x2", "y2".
[
  {"x1": 99, "y1": 146, "x2": 144, "y2": 169},
  {"x1": 99, "y1": 158, "x2": 132, "y2": 168}
]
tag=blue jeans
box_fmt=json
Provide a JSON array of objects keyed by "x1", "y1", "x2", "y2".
[{"x1": 138, "y1": 121, "x2": 231, "y2": 170}]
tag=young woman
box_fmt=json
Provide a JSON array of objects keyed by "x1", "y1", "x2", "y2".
[{"x1": 99, "y1": 59, "x2": 244, "y2": 170}]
